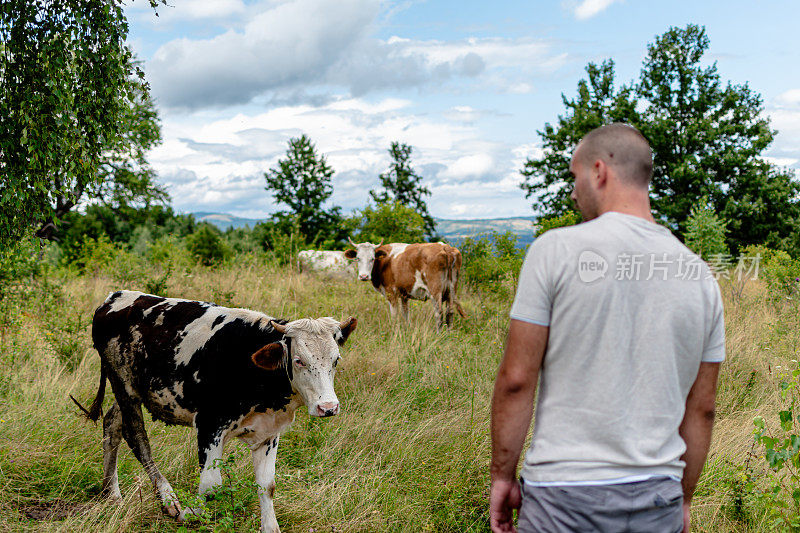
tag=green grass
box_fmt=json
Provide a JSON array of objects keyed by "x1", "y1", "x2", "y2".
[{"x1": 0, "y1": 258, "x2": 794, "y2": 531}]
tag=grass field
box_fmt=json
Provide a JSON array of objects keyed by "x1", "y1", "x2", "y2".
[{"x1": 0, "y1": 257, "x2": 795, "y2": 531}]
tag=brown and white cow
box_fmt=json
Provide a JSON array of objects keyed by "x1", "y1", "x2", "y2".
[
  {"x1": 344, "y1": 240, "x2": 466, "y2": 327},
  {"x1": 71, "y1": 290, "x2": 356, "y2": 533}
]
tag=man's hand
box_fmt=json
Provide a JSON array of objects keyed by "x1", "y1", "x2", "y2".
[{"x1": 490, "y1": 478, "x2": 521, "y2": 533}]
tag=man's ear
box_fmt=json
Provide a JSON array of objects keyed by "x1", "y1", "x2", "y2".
[
  {"x1": 595, "y1": 159, "x2": 609, "y2": 188},
  {"x1": 251, "y1": 343, "x2": 284, "y2": 370},
  {"x1": 375, "y1": 249, "x2": 387, "y2": 259},
  {"x1": 336, "y1": 317, "x2": 357, "y2": 346},
  {"x1": 344, "y1": 249, "x2": 357, "y2": 259}
]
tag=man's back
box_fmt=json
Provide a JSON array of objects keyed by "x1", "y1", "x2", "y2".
[{"x1": 510, "y1": 211, "x2": 725, "y2": 484}]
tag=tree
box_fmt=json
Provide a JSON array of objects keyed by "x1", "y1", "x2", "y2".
[
  {"x1": 520, "y1": 60, "x2": 638, "y2": 216},
  {"x1": 186, "y1": 223, "x2": 230, "y2": 266},
  {"x1": 35, "y1": 70, "x2": 167, "y2": 240},
  {"x1": 344, "y1": 201, "x2": 427, "y2": 244},
  {"x1": 519, "y1": 24, "x2": 800, "y2": 255},
  {"x1": 684, "y1": 198, "x2": 729, "y2": 261},
  {"x1": 637, "y1": 25, "x2": 800, "y2": 251},
  {"x1": 370, "y1": 142, "x2": 436, "y2": 238},
  {"x1": 0, "y1": 0, "x2": 163, "y2": 247},
  {"x1": 264, "y1": 134, "x2": 342, "y2": 243}
]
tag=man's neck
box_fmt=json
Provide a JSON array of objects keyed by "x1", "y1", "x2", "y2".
[{"x1": 597, "y1": 193, "x2": 655, "y2": 224}]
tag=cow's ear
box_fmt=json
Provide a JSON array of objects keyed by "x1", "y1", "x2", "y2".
[
  {"x1": 336, "y1": 317, "x2": 357, "y2": 345},
  {"x1": 344, "y1": 249, "x2": 357, "y2": 259},
  {"x1": 251, "y1": 343, "x2": 284, "y2": 370},
  {"x1": 375, "y1": 249, "x2": 387, "y2": 259}
]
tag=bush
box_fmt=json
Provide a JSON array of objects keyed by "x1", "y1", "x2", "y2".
[
  {"x1": 344, "y1": 201, "x2": 427, "y2": 244},
  {"x1": 535, "y1": 210, "x2": 581, "y2": 237},
  {"x1": 740, "y1": 244, "x2": 800, "y2": 300},
  {"x1": 460, "y1": 231, "x2": 525, "y2": 295},
  {"x1": 685, "y1": 199, "x2": 729, "y2": 261},
  {"x1": 748, "y1": 360, "x2": 800, "y2": 530},
  {"x1": 70, "y1": 234, "x2": 122, "y2": 274},
  {"x1": 252, "y1": 218, "x2": 308, "y2": 267},
  {"x1": 186, "y1": 224, "x2": 231, "y2": 266},
  {"x1": 0, "y1": 237, "x2": 41, "y2": 302}
]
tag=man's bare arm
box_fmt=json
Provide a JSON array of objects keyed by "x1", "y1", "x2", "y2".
[
  {"x1": 490, "y1": 319, "x2": 549, "y2": 482},
  {"x1": 679, "y1": 361, "x2": 720, "y2": 521}
]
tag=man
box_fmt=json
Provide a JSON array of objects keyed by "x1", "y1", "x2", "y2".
[{"x1": 490, "y1": 123, "x2": 724, "y2": 533}]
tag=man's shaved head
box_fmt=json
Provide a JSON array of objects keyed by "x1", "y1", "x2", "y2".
[{"x1": 573, "y1": 123, "x2": 653, "y2": 188}]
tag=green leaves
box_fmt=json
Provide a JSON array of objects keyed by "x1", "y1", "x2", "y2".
[
  {"x1": 750, "y1": 360, "x2": 800, "y2": 528},
  {"x1": 1, "y1": 1, "x2": 162, "y2": 245},
  {"x1": 370, "y1": 142, "x2": 436, "y2": 239},
  {"x1": 264, "y1": 135, "x2": 343, "y2": 244},
  {"x1": 519, "y1": 24, "x2": 800, "y2": 255},
  {"x1": 684, "y1": 197, "x2": 729, "y2": 260},
  {"x1": 345, "y1": 201, "x2": 427, "y2": 244}
]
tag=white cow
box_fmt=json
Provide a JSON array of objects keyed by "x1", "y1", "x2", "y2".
[{"x1": 297, "y1": 250, "x2": 356, "y2": 279}]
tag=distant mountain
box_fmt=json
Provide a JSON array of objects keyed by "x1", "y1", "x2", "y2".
[
  {"x1": 193, "y1": 212, "x2": 537, "y2": 245},
  {"x1": 193, "y1": 212, "x2": 264, "y2": 230},
  {"x1": 435, "y1": 216, "x2": 536, "y2": 246}
]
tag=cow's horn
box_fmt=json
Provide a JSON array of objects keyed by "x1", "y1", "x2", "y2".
[
  {"x1": 339, "y1": 316, "x2": 356, "y2": 329},
  {"x1": 270, "y1": 320, "x2": 287, "y2": 334},
  {"x1": 377, "y1": 239, "x2": 383, "y2": 247},
  {"x1": 348, "y1": 237, "x2": 356, "y2": 247}
]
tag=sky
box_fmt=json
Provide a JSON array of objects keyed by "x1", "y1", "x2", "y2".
[{"x1": 124, "y1": 0, "x2": 800, "y2": 220}]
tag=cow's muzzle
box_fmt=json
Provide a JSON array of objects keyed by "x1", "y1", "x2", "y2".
[
  {"x1": 316, "y1": 402, "x2": 340, "y2": 417},
  {"x1": 358, "y1": 275, "x2": 370, "y2": 281}
]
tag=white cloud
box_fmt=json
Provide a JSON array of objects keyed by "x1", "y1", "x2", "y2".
[
  {"x1": 441, "y1": 154, "x2": 495, "y2": 180},
  {"x1": 570, "y1": 0, "x2": 624, "y2": 20},
  {"x1": 148, "y1": 0, "x2": 379, "y2": 109},
  {"x1": 145, "y1": 1, "x2": 568, "y2": 109},
  {"x1": 150, "y1": 97, "x2": 535, "y2": 219},
  {"x1": 775, "y1": 89, "x2": 800, "y2": 107}
]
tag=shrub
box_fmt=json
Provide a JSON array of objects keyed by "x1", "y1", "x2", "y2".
[
  {"x1": 535, "y1": 210, "x2": 581, "y2": 237},
  {"x1": 685, "y1": 199, "x2": 729, "y2": 261},
  {"x1": 186, "y1": 224, "x2": 231, "y2": 266},
  {"x1": 749, "y1": 360, "x2": 800, "y2": 530},
  {"x1": 344, "y1": 201, "x2": 427, "y2": 244},
  {"x1": 740, "y1": 244, "x2": 800, "y2": 300},
  {"x1": 252, "y1": 218, "x2": 308, "y2": 267},
  {"x1": 70, "y1": 234, "x2": 121, "y2": 274},
  {"x1": 0, "y1": 237, "x2": 41, "y2": 302},
  {"x1": 460, "y1": 231, "x2": 525, "y2": 295}
]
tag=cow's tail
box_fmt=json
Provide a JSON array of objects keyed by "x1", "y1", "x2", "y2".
[
  {"x1": 444, "y1": 247, "x2": 467, "y2": 318},
  {"x1": 70, "y1": 364, "x2": 106, "y2": 422}
]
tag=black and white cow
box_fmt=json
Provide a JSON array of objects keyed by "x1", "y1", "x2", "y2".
[{"x1": 72, "y1": 290, "x2": 356, "y2": 533}]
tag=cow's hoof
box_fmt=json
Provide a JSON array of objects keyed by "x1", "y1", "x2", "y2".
[{"x1": 162, "y1": 501, "x2": 182, "y2": 518}]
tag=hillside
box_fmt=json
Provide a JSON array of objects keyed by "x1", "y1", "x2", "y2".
[{"x1": 193, "y1": 212, "x2": 537, "y2": 245}]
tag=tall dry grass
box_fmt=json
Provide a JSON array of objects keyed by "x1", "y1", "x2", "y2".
[{"x1": 0, "y1": 259, "x2": 794, "y2": 531}]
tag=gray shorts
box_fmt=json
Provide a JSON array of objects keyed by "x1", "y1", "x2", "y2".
[{"x1": 518, "y1": 476, "x2": 683, "y2": 533}]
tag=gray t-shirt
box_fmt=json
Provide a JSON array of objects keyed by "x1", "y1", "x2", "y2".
[{"x1": 510, "y1": 211, "x2": 725, "y2": 485}]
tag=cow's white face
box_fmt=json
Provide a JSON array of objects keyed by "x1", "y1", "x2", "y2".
[
  {"x1": 344, "y1": 242, "x2": 385, "y2": 281},
  {"x1": 252, "y1": 317, "x2": 357, "y2": 417}
]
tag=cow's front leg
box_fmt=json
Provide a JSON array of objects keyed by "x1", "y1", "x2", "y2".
[
  {"x1": 399, "y1": 297, "x2": 410, "y2": 322},
  {"x1": 180, "y1": 428, "x2": 226, "y2": 521},
  {"x1": 252, "y1": 436, "x2": 281, "y2": 533}
]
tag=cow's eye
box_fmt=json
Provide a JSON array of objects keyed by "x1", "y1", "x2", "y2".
[{"x1": 294, "y1": 358, "x2": 305, "y2": 367}]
